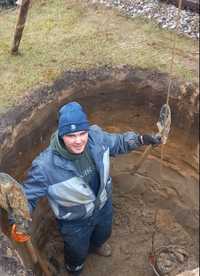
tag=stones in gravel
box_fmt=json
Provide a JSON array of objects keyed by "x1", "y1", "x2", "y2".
[{"x1": 90, "y1": 0, "x2": 199, "y2": 39}]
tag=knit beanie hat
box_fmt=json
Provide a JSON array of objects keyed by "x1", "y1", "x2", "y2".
[{"x1": 58, "y1": 102, "x2": 89, "y2": 137}]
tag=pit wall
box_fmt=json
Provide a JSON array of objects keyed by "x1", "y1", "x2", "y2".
[
  {"x1": 0, "y1": 65, "x2": 199, "y2": 177},
  {"x1": 0, "y1": 65, "x2": 199, "y2": 275}
]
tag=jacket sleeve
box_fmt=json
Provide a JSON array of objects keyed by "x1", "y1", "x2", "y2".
[
  {"x1": 22, "y1": 161, "x2": 48, "y2": 214},
  {"x1": 93, "y1": 125, "x2": 142, "y2": 156}
]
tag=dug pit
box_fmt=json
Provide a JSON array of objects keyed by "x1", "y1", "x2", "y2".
[{"x1": 0, "y1": 66, "x2": 199, "y2": 276}]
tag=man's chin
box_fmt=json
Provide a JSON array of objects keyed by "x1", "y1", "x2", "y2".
[{"x1": 72, "y1": 147, "x2": 85, "y2": 154}]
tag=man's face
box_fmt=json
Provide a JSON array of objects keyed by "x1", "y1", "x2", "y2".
[{"x1": 63, "y1": 131, "x2": 88, "y2": 154}]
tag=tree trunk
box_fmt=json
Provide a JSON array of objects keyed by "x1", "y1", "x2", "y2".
[{"x1": 11, "y1": 0, "x2": 31, "y2": 55}]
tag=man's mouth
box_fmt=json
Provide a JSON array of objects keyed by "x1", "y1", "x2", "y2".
[{"x1": 74, "y1": 145, "x2": 83, "y2": 150}]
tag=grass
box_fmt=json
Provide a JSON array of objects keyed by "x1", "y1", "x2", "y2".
[{"x1": 0, "y1": 0, "x2": 198, "y2": 110}]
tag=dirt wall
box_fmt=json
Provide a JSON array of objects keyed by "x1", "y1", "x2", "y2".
[{"x1": 0, "y1": 66, "x2": 199, "y2": 276}]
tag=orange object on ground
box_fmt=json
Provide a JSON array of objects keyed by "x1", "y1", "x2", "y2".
[{"x1": 11, "y1": 224, "x2": 30, "y2": 243}]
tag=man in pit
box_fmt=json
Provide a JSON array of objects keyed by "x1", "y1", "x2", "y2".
[{"x1": 12, "y1": 102, "x2": 161, "y2": 275}]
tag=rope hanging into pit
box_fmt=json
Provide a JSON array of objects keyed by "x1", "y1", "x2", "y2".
[
  {"x1": 131, "y1": 0, "x2": 183, "y2": 179},
  {"x1": 165, "y1": 0, "x2": 183, "y2": 106},
  {"x1": 130, "y1": 0, "x2": 184, "y2": 175},
  {"x1": 160, "y1": 0, "x2": 183, "y2": 183},
  {"x1": 149, "y1": 1, "x2": 185, "y2": 275}
]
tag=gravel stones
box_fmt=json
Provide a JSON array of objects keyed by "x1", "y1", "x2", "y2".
[{"x1": 90, "y1": 0, "x2": 199, "y2": 39}]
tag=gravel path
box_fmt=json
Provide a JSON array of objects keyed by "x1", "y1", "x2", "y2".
[{"x1": 90, "y1": 0, "x2": 199, "y2": 39}]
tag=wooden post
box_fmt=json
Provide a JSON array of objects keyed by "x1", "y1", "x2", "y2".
[{"x1": 11, "y1": 0, "x2": 31, "y2": 55}]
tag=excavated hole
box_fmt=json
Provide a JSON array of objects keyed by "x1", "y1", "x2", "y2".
[{"x1": 0, "y1": 67, "x2": 199, "y2": 276}]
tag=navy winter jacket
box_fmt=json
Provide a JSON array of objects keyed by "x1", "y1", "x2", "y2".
[{"x1": 23, "y1": 125, "x2": 141, "y2": 221}]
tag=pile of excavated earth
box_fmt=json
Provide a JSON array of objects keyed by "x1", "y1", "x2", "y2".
[{"x1": 89, "y1": 0, "x2": 199, "y2": 39}]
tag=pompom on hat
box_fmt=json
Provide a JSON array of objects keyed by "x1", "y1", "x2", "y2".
[{"x1": 58, "y1": 102, "x2": 89, "y2": 137}]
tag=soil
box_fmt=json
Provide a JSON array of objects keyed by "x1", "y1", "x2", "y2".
[
  {"x1": 33, "y1": 99, "x2": 199, "y2": 276},
  {"x1": 0, "y1": 66, "x2": 199, "y2": 276}
]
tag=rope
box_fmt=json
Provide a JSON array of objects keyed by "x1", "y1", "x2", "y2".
[
  {"x1": 150, "y1": 1, "x2": 183, "y2": 275},
  {"x1": 160, "y1": 0, "x2": 183, "y2": 179},
  {"x1": 160, "y1": 0, "x2": 183, "y2": 156},
  {"x1": 132, "y1": 1, "x2": 183, "y2": 175},
  {"x1": 166, "y1": 0, "x2": 183, "y2": 106}
]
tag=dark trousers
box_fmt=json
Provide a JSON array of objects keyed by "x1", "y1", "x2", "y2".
[{"x1": 57, "y1": 199, "x2": 113, "y2": 272}]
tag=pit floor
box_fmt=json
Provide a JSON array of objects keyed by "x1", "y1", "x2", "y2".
[{"x1": 27, "y1": 97, "x2": 199, "y2": 276}]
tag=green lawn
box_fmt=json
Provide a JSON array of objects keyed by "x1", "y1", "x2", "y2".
[{"x1": 0, "y1": 0, "x2": 198, "y2": 110}]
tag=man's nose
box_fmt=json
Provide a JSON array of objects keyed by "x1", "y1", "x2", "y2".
[{"x1": 74, "y1": 135, "x2": 81, "y2": 143}]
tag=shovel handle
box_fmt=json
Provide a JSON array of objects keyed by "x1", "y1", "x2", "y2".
[
  {"x1": 132, "y1": 145, "x2": 152, "y2": 175},
  {"x1": 26, "y1": 240, "x2": 38, "y2": 263},
  {"x1": 25, "y1": 240, "x2": 52, "y2": 276}
]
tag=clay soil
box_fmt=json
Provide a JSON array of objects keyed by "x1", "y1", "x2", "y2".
[
  {"x1": 0, "y1": 66, "x2": 199, "y2": 276},
  {"x1": 30, "y1": 97, "x2": 199, "y2": 276}
]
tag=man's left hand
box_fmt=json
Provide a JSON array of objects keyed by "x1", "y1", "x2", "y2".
[{"x1": 139, "y1": 134, "x2": 162, "y2": 146}]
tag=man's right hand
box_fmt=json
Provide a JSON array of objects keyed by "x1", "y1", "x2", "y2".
[{"x1": 11, "y1": 224, "x2": 30, "y2": 243}]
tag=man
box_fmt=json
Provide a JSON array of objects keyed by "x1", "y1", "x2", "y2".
[{"x1": 12, "y1": 102, "x2": 161, "y2": 275}]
